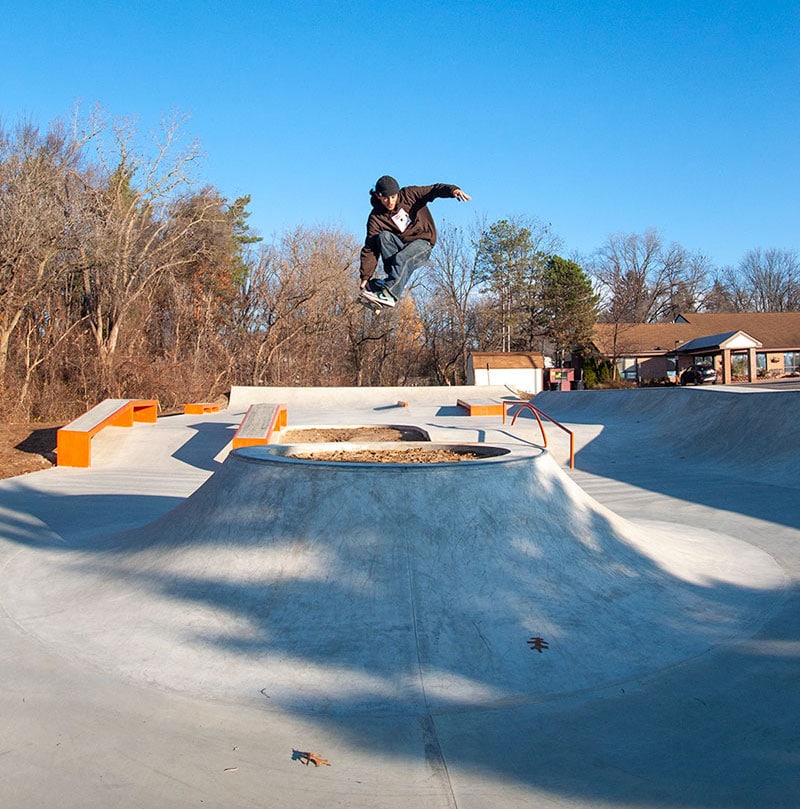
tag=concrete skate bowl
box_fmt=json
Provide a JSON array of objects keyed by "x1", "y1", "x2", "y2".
[
  {"x1": 2, "y1": 443, "x2": 786, "y2": 717},
  {"x1": 531, "y1": 387, "x2": 800, "y2": 482}
]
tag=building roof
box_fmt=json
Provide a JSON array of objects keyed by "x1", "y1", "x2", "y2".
[
  {"x1": 593, "y1": 312, "x2": 800, "y2": 356},
  {"x1": 593, "y1": 323, "x2": 704, "y2": 355},
  {"x1": 678, "y1": 331, "x2": 761, "y2": 353},
  {"x1": 469, "y1": 352, "x2": 545, "y2": 369},
  {"x1": 676, "y1": 312, "x2": 800, "y2": 348}
]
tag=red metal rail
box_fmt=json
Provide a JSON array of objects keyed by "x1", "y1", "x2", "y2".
[{"x1": 503, "y1": 401, "x2": 575, "y2": 469}]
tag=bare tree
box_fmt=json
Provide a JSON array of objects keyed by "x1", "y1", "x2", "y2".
[
  {"x1": 70, "y1": 115, "x2": 215, "y2": 386},
  {"x1": 416, "y1": 220, "x2": 483, "y2": 383},
  {"x1": 234, "y1": 226, "x2": 360, "y2": 385},
  {"x1": 701, "y1": 276, "x2": 739, "y2": 312},
  {"x1": 0, "y1": 119, "x2": 92, "y2": 386},
  {"x1": 592, "y1": 228, "x2": 712, "y2": 323},
  {"x1": 720, "y1": 248, "x2": 800, "y2": 312}
]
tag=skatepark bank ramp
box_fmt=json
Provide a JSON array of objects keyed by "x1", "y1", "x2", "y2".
[{"x1": 532, "y1": 386, "x2": 800, "y2": 480}]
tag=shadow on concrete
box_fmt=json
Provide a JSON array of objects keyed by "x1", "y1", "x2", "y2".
[
  {"x1": 1, "y1": 457, "x2": 795, "y2": 808},
  {"x1": 2, "y1": 388, "x2": 800, "y2": 807},
  {"x1": 435, "y1": 405, "x2": 466, "y2": 417},
  {"x1": 0, "y1": 487, "x2": 185, "y2": 548},
  {"x1": 171, "y1": 420, "x2": 237, "y2": 472}
]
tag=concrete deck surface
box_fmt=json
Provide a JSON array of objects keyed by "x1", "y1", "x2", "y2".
[{"x1": 0, "y1": 384, "x2": 798, "y2": 808}]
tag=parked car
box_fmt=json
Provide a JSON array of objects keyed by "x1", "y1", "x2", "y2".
[{"x1": 680, "y1": 364, "x2": 717, "y2": 385}]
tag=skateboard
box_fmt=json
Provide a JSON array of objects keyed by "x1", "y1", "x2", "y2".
[{"x1": 357, "y1": 292, "x2": 387, "y2": 315}]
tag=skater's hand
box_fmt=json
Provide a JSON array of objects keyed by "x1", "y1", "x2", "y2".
[
  {"x1": 453, "y1": 188, "x2": 471, "y2": 202},
  {"x1": 359, "y1": 278, "x2": 369, "y2": 290}
]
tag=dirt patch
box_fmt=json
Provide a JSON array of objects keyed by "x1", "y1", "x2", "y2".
[
  {"x1": 281, "y1": 426, "x2": 478, "y2": 463},
  {"x1": 291, "y1": 447, "x2": 481, "y2": 464},
  {"x1": 0, "y1": 423, "x2": 60, "y2": 480},
  {"x1": 281, "y1": 426, "x2": 425, "y2": 443}
]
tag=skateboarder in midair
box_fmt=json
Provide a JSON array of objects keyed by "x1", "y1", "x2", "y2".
[{"x1": 358, "y1": 175, "x2": 471, "y2": 309}]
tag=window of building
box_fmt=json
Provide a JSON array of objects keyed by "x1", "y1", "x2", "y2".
[
  {"x1": 731, "y1": 353, "x2": 749, "y2": 379},
  {"x1": 619, "y1": 360, "x2": 639, "y2": 381}
]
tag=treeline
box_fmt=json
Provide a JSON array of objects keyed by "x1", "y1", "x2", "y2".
[
  {"x1": 0, "y1": 113, "x2": 416, "y2": 420},
  {"x1": 590, "y1": 229, "x2": 800, "y2": 323},
  {"x1": 1, "y1": 111, "x2": 797, "y2": 421}
]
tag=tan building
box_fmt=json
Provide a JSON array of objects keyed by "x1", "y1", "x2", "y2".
[{"x1": 592, "y1": 312, "x2": 800, "y2": 384}]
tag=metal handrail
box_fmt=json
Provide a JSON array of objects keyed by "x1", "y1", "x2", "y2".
[{"x1": 504, "y1": 401, "x2": 575, "y2": 469}]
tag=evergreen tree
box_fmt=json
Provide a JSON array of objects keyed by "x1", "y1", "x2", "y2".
[{"x1": 538, "y1": 255, "x2": 598, "y2": 363}]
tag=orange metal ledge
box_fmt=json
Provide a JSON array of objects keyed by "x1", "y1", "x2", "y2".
[
  {"x1": 56, "y1": 399, "x2": 158, "y2": 467},
  {"x1": 456, "y1": 398, "x2": 505, "y2": 417},
  {"x1": 184, "y1": 402, "x2": 221, "y2": 415},
  {"x1": 231, "y1": 403, "x2": 288, "y2": 450}
]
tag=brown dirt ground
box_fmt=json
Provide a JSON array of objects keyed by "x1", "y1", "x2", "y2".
[
  {"x1": 0, "y1": 424, "x2": 473, "y2": 480},
  {"x1": 290, "y1": 447, "x2": 479, "y2": 463},
  {"x1": 280, "y1": 427, "x2": 479, "y2": 463},
  {"x1": 281, "y1": 426, "x2": 423, "y2": 443},
  {"x1": 0, "y1": 423, "x2": 60, "y2": 480}
]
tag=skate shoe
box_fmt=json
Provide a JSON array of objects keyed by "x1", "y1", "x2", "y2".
[{"x1": 359, "y1": 286, "x2": 397, "y2": 308}]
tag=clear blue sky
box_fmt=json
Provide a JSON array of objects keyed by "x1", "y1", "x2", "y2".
[{"x1": 2, "y1": 0, "x2": 798, "y2": 269}]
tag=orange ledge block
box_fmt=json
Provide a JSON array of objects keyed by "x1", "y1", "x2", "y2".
[
  {"x1": 57, "y1": 398, "x2": 158, "y2": 467},
  {"x1": 456, "y1": 398, "x2": 504, "y2": 417},
  {"x1": 184, "y1": 402, "x2": 221, "y2": 415},
  {"x1": 231, "y1": 403, "x2": 288, "y2": 450}
]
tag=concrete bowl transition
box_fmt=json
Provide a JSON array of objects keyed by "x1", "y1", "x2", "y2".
[{"x1": 3, "y1": 438, "x2": 784, "y2": 716}]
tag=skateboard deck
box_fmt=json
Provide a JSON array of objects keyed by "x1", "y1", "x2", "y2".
[{"x1": 357, "y1": 294, "x2": 384, "y2": 315}]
